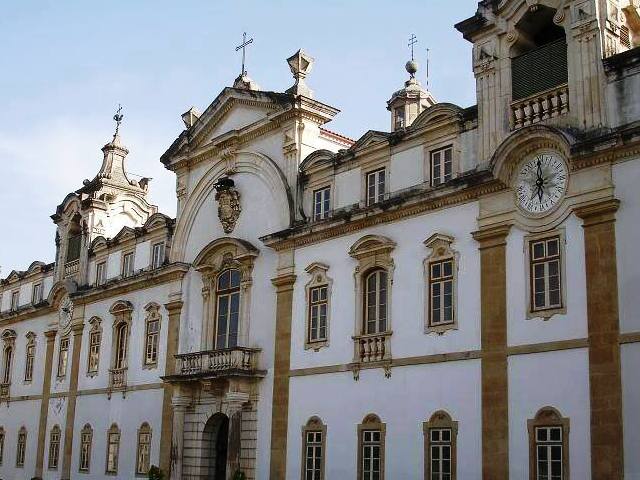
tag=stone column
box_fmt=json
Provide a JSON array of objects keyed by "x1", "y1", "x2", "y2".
[
  {"x1": 575, "y1": 199, "x2": 623, "y2": 479},
  {"x1": 61, "y1": 321, "x2": 85, "y2": 480},
  {"x1": 161, "y1": 299, "x2": 183, "y2": 477},
  {"x1": 35, "y1": 329, "x2": 57, "y2": 478},
  {"x1": 269, "y1": 273, "x2": 296, "y2": 479},
  {"x1": 472, "y1": 224, "x2": 511, "y2": 480},
  {"x1": 170, "y1": 391, "x2": 191, "y2": 480}
]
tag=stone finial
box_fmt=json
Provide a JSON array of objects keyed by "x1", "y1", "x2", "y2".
[
  {"x1": 285, "y1": 49, "x2": 314, "y2": 98},
  {"x1": 181, "y1": 107, "x2": 201, "y2": 128}
]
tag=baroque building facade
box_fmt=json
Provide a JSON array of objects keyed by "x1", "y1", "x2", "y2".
[{"x1": 1, "y1": 0, "x2": 640, "y2": 479}]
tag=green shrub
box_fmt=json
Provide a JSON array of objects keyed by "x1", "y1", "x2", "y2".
[{"x1": 148, "y1": 465, "x2": 165, "y2": 480}]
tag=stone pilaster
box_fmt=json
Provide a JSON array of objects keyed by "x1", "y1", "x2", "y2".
[
  {"x1": 269, "y1": 273, "x2": 297, "y2": 480},
  {"x1": 162, "y1": 299, "x2": 183, "y2": 477},
  {"x1": 170, "y1": 391, "x2": 191, "y2": 480},
  {"x1": 35, "y1": 329, "x2": 57, "y2": 478},
  {"x1": 472, "y1": 224, "x2": 511, "y2": 480},
  {"x1": 225, "y1": 390, "x2": 250, "y2": 476},
  {"x1": 61, "y1": 321, "x2": 85, "y2": 480},
  {"x1": 575, "y1": 199, "x2": 623, "y2": 479}
]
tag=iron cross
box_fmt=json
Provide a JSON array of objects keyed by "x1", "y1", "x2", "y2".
[
  {"x1": 113, "y1": 104, "x2": 123, "y2": 136},
  {"x1": 408, "y1": 34, "x2": 418, "y2": 61},
  {"x1": 235, "y1": 32, "x2": 254, "y2": 76}
]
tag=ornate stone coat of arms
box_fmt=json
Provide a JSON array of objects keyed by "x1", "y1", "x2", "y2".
[{"x1": 215, "y1": 177, "x2": 241, "y2": 234}]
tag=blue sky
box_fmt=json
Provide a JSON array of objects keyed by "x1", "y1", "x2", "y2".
[{"x1": 0, "y1": 0, "x2": 478, "y2": 274}]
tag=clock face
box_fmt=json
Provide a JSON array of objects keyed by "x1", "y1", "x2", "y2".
[
  {"x1": 515, "y1": 152, "x2": 568, "y2": 215},
  {"x1": 58, "y1": 296, "x2": 73, "y2": 329}
]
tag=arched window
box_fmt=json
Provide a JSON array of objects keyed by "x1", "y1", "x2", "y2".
[
  {"x1": 48, "y1": 425, "x2": 61, "y2": 469},
  {"x1": 114, "y1": 323, "x2": 128, "y2": 370},
  {"x1": 105, "y1": 424, "x2": 120, "y2": 474},
  {"x1": 24, "y1": 333, "x2": 36, "y2": 382},
  {"x1": 143, "y1": 304, "x2": 161, "y2": 367},
  {"x1": 2, "y1": 346, "x2": 13, "y2": 385},
  {"x1": 357, "y1": 414, "x2": 386, "y2": 480},
  {"x1": 79, "y1": 424, "x2": 92, "y2": 472},
  {"x1": 66, "y1": 214, "x2": 82, "y2": 263},
  {"x1": 423, "y1": 410, "x2": 458, "y2": 480},
  {"x1": 87, "y1": 317, "x2": 102, "y2": 375},
  {"x1": 136, "y1": 422, "x2": 152, "y2": 475},
  {"x1": 109, "y1": 301, "x2": 133, "y2": 389},
  {"x1": 528, "y1": 407, "x2": 569, "y2": 480},
  {"x1": 215, "y1": 269, "x2": 241, "y2": 349},
  {"x1": 364, "y1": 269, "x2": 388, "y2": 335},
  {"x1": 16, "y1": 426, "x2": 27, "y2": 467},
  {"x1": 301, "y1": 416, "x2": 326, "y2": 480}
]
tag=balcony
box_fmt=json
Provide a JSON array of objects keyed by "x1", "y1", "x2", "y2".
[
  {"x1": 64, "y1": 259, "x2": 80, "y2": 278},
  {"x1": 0, "y1": 382, "x2": 9, "y2": 400},
  {"x1": 353, "y1": 332, "x2": 392, "y2": 364},
  {"x1": 109, "y1": 367, "x2": 127, "y2": 389},
  {"x1": 510, "y1": 83, "x2": 569, "y2": 130},
  {"x1": 170, "y1": 347, "x2": 264, "y2": 381}
]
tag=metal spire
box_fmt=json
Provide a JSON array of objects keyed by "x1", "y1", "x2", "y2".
[
  {"x1": 235, "y1": 32, "x2": 254, "y2": 76},
  {"x1": 113, "y1": 104, "x2": 124, "y2": 138}
]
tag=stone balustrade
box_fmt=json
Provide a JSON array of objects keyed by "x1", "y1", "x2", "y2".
[
  {"x1": 353, "y1": 332, "x2": 392, "y2": 363},
  {"x1": 511, "y1": 83, "x2": 569, "y2": 129},
  {"x1": 109, "y1": 367, "x2": 127, "y2": 388},
  {"x1": 175, "y1": 346, "x2": 261, "y2": 377},
  {"x1": 64, "y1": 259, "x2": 80, "y2": 278},
  {"x1": 0, "y1": 382, "x2": 9, "y2": 399}
]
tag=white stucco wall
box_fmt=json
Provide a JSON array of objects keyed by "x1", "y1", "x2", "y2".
[
  {"x1": 334, "y1": 168, "x2": 361, "y2": 209},
  {"x1": 389, "y1": 145, "x2": 424, "y2": 191},
  {"x1": 0, "y1": 398, "x2": 40, "y2": 480},
  {"x1": 622, "y1": 342, "x2": 640, "y2": 479}
]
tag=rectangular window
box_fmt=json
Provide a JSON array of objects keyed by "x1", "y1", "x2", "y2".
[
  {"x1": 10, "y1": 291, "x2": 19, "y2": 311},
  {"x1": 308, "y1": 286, "x2": 328, "y2": 343},
  {"x1": 95, "y1": 261, "x2": 106, "y2": 286},
  {"x1": 144, "y1": 319, "x2": 160, "y2": 366},
  {"x1": 48, "y1": 429, "x2": 60, "y2": 469},
  {"x1": 361, "y1": 430, "x2": 382, "y2": 480},
  {"x1": 0, "y1": 430, "x2": 4, "y2": 465},
  {"x1": 79, "y1": 430, "x2": 92, "y2": 472},
  {"x1": 304, "y1": 430, "x2": 323, "y2": 480},
  {"x1": 88, "y1": 331, "x2": 101, "y2": 374},
  {"x1": 24, "y1": 343, "x2": 35, "y2": 382},
  {"x1": 366, "y1": 169, "x2": 386, "y2": 206},
  {"x1": 431, "y1": 146, "x2": 453, "y2": 187},
  {"x1": 394, "y1": 107, "x2": 405, "y2": 130},
  {"x1": 122, "y1": 252, "x2": 135, "y2": 278},
  {"x1": 57, "y1": 337, "x2": 69, "y2": 377},
  {"x1": 16, "y1": 430, "x2": 26, "y2": 467},
  {"x1": 313, "y1": 187, "x2": 331, "y2": 221},
  {"x1": 535, "y1": 426, "x2": 563, "y2": 480},
  {"x1": 106, "y1": 431, "x2": 120, "y2": 474},
  {"x1": 151, "y1": 242, "x2": 165, "y2": 269},
  {"x1": 430, "y1": 428, "x2": 452, "y2": 480},
  {"x1": 429, "y1": 259, "x2": 454, "y2": 326},
  {"x1": 136, "y1": 431, "x2": 151, "y2": 474},
  {"x1": 530, "y1": 236, "x2": 562, "y2": 312},
  {"x1": 32, "y1": 283, "x2": 43, "y2": 304}
]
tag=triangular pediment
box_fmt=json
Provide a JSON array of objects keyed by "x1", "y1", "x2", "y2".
[{"x1": 350, "y1": 130, "x2": 391, "y2": 152}]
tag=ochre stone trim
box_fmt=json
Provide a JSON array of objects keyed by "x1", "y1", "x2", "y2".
[
  {"x1": 269, "y1": 274, "x2": 296, "y2": 480},
  {"x1": 575, "y1": 197, "x2": 623, "y2": 479},
  {"x1": 620, "y1": 332, "x2": 640, "y2": 344},
  {"x1": 527, "y1": 407, "x2": 570, "y2": 480},
  {"x1": 160, "y1": 299, "x2": 183, "y2": 477},
  {"x1": 35, "y1": 329, "x2": 57, "y2": 478},
  {"x1": 506, "y1": 338, "x2": 588, "y2": 355},
  {"x1": 473, "y1": 224, "x2": 510, "y2": 479},
  {"x1": 47, "y1": 382, "x2": 165, "y2": 399},
  {"x1": 61, "y1": 322, "x2": 84, "y2": 479}
]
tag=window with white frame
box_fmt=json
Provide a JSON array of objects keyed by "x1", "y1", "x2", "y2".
[
  {"x1": 215, "y1": 269, "x2": 241, "y2": 349},
  {"x1": 95, "y1": 261, "x2": 107, "y2": 286},
  {"x1": 528, "y1": 407, "x2": 569, "y2": 480},
  {"x1": 87, "y1": 319, "x2": 102, "y2": 375},
  {"x1": 364, "y1": 269, "x2": 388, "y2": 335},
  {"x1": 32, "y1": 283, "x2": 43, "y2": 304},
  {"x1": 57, "y1": 337, "x2": 69, "y2": 378},
  {"x1": 431, "y1": 146, "x2": 453, "y2": 186},
  {"x1": 24, "y1": 335, "x2": 35, "y2": 382},
  {"x1": 429, "y1": 259, "x2": 454, "y2": 327},
  {"x1": 357, "y1": 414, "x2": 385, "y2": 480},
  {"x1": 309, "y1": 285, "x2": 328, "y2": 343},
  {"x1": 302, "y1": 417, "x2": 326, "y2": 480},
  {"x1": 394, "y1": 106, "x2": 405, "y2": 130},
  {"x1": 122, "y1": 252, "x2": 135, "y2": 278},
  {"x1": 424, "y1": 410, "x2": 458, "y2": 480},
  {"x1": 313, "y1": 187, "x2": 331, "y2": 221},
  {"x1": 529, "y1": 236, "x2": 562, "y2": 312},
  {"x1": 151, "y1": 242, "x2": 165, "y2": 269},
  {"x1": 136, "y1": 423, "x2": 152, "y2": 475},
  {"x1": 366, "y1": 168, "x2": 386, "y2": 206},
  {"x1": 10, "y1": 291, "x2": 19, "y2": 311},
  {"x1": 79, "y1": 424, "x2": 92, "y2": 472},
  {"x1": 114, "y1": 323, "x2": 128, "y2": 370},
  {"x1": 2, "y1": 345, "x2": 13, "y2": 384},
  {"x1": 48, "y1": 425, "x2": 61, "y2": 469},
  {"x1": 16, "y1": 427, "x2": 26, "y2": 467},
  {"x1": 144, "y1": 305, "x2": 161, "y2": 366},
  {"x1": 105, "y1": 424, "x2": 120, "y2": 474}
]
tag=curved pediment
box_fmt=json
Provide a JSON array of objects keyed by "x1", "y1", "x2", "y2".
[
  {"x1": 193, "y1": 237, "x2": 259, "y2": 270},
  {"x1": 300, "y1": 149, "x2": 335, "y2": 174},
  {"x1": 412, "y1": 103, "x2": 465, "y2": 129},
  {"x1": 109, "y1": 300, "x2": 134, "y2": 315},
  {"x1": 144, "y1": 213, "x2": 174, "y2": 231},
  {"x1": 350, "y1": 130, "x2": 391, "y2": 152},
  {"x1": 348, "y1": 234, "x2": 396, "y2": 260}
]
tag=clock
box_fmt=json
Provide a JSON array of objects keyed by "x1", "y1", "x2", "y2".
[
  {"x1": 515, "y1": 152, "x2": 568, "y2": 215},
  {"x1": 58, "y1": 295, "x2": 74, "y2": 330}
]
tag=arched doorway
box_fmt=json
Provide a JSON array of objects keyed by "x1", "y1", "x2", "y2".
[{"x1": 202, "y1": 413, "x2": 229, "y2": 479}]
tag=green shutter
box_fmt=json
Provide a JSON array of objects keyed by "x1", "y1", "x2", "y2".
[{"x1": 511, "y1": 39, "x2": 568, "y2": 101}]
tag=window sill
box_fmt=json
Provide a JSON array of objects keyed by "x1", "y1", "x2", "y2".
[
  {"x1": 527, "y1": 306, "x2": 566, "y2": 320},
  {"x1": 305, "y1": 340, "x2": 329, "y2": 351},
  {"x1": 425, "y1": 322, "x2": 458, "y2": 335}
]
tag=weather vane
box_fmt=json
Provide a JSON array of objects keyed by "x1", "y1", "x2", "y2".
[
  {"x1": 408, "y1": 34, "x2": 418, "y2": 61},
  {"x1": 235, "y1": 32, "x2": 254, "y2": 76},
  {"x1": 113, "y1": 104, "x2": 124, "y2": 137}
]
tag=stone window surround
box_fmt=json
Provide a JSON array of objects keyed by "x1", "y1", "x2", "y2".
[
  {"x1": 1, "y1": 330, "x2": 16, "y2": 387},
  {"x1": 31, "y1": 282, "x2": 43, "y2": 304},
  {"x1": 300, "y1": 416, "x2": 327, "y2": 480},
  {"x1": 105, "y1": 423, "x2": 120, "y2": 475},
  {"x1": 524, "y1": 228, "x2": 567, "y2": 320},
  {"x1": 79, "y1": 423, "x2": 93, "y2": 472},
  {"x1": 305, "y1": 171, "x2": 335, "y2": 221},
  {"x1": 142, "y1": 303, "x2": 162, "y2": 369},
  {"x1": 150, "y1": 241, "x2": 166, "y2": 269},
  {"x1": 109, "y1": 301, "x2": 134, "y2": 387},
  {"x1": 10, "y1": 289, "x2": 20, "y2": 311},
  {"x1": 135, "y1": 422, "x2": 152, "y2": 476},
  {"x1": 424, "y1": 138, "x2": 459, "y2": 187},
  {"x1": 0, "y1": 426, "x2": 4, "y2": 465},
  {"x1": 359, "y1": 155, "x2": 390, "y2": 208},
  {"x1": 94, "y1": 257, "x2": 108, "y2": 286},
  {"x1": 56, "y1": 335, "x2": 70, "y2": 379},
  {"x1": 423, "y1": 410, "x2": 458, "y2": 480},
  {"x1": 86, "y1": 316, "x2": 102, "y2": 376},
  {"x1": 304, "y1": 263, "x2": 332, "y2": 351},
  {"x1": 16, "y1": 426, "x2": 27, "y2": 467},
  {"x1": 424, "y1": 233, "x2": 459, "y2": 335},
  {"x1": 23, "y1": 331, "x2": 36, "y2": 383},
  {"x1": 527, "y1": 406, "x2": 570, "y2": 480},
  {"x1": 47, "y1": 424, "x2": 61, "y2": 470},
  {"x1": 193, "y1": 238, "x2": 258, "y2": 351},
  {"x1": 121, "y1": 250, "x2": 136, "y2": 278},
  {"x1": 312, "y1": 185, "x2": 333, "y2": 222},
  {"x1": 356, "y1": 413, "x2": 386, "y2": 480}
]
